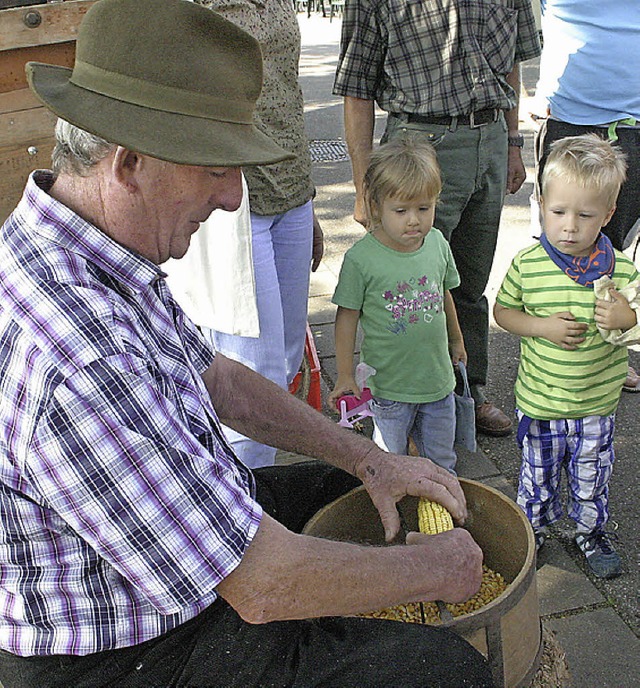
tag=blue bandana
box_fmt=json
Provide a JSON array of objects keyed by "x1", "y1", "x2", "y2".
[{"x1": 539, "y1": 232, "x2": 615, "y2": 288}]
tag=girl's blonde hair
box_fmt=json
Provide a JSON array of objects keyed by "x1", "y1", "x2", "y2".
[
  {"x1": 363, "y1": 138, "x2": 442, "y2": 229},
  {"x1": 541, "y1": 133, "x2": 627, "y2": 209}
]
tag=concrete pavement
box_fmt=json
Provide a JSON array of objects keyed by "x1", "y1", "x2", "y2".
[{"x1": 294, "y1": 12, "x2": 640, "y2": 687}]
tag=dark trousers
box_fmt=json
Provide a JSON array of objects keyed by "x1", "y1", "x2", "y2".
[
  {"x1": 536, "y1": 118, "x2": 640, "y2": 251},
  {"x1": 0, "y1": 462, "x2": 493, "y2": 688}
]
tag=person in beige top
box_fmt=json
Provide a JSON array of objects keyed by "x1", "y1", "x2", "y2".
[{"x1": 193, "y1": 0, "x2": 323, "y2": 468}]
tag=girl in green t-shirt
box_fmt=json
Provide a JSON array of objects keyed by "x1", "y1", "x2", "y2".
[{"x1": 329, "y1": 140, "x2": 466, "y2": 474}]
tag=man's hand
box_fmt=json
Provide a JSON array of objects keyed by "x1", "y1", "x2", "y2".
[
  {"x1": 506, "y1": 147, "x2": 526, "y2": 194},
  {"x1": 311, "y1": 211, "x2": 324, "y2": 272},
  {"x1": 355, "y1": 449, "x2": 468, "y2": 542},
  {"x1": 540, "y1": 311, "x2": 588, "y2": 349},
  {"x1": 595, "y1": 288, "x2": 637, "y2": 331},
  {"x1": 353, "y1": 192, "x2": 369, "y2": 228},
  {"x1": 406, "y1": 528, "x2": 484, "y2": 603}
]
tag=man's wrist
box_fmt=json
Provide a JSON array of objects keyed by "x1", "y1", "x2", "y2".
[{"x1": 508, "y1": 134, "x2": 524, "y2": 148}]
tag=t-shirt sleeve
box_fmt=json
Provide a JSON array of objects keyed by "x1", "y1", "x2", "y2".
[
  {"x1": 496, "y1": 254, "x2": 524, "y2": 310},
  {"x1": 442, "y1": 238, "x2": 461, "y2": 292},
  {"x1": 332, "y1": 249, "x2": 367, "y2": 311}
]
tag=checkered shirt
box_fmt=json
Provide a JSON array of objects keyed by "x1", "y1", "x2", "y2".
[
  {"x1": 0, "y1": 173, "x2": 261, "y2": 656},
  {"x1": 334, "y1": 0, "x2": 541, "y2": 116}
]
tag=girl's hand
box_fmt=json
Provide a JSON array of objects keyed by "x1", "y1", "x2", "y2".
[
  {"x1": 449, "y1": 338, "x2": 467, "y2": 366},
  {"x1": 595, "y1": 288, "x2": 637, "y2": 332},
  {"x1": 328, "y1": 376, "x2": 361, "y2": 411}
]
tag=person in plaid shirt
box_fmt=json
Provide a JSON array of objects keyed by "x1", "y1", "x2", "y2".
[
  {"x1": 0, "y1": 0, "x2": 493, "y2": 686},
  {"x1": 334, "y1": 0, "x2": 541, "y2": 438}
]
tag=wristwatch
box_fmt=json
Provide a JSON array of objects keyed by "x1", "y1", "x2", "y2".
[{"x1": 508, "y1": 134, "x2": 524, "y2": 148}]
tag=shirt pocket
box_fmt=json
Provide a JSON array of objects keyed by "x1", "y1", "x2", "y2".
[{"x1": 460, "y1": 0, "x2": 518, "y2": 75}]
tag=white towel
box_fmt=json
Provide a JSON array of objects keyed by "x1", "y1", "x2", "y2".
[
  {"x1": 163, "y1": 174, "x2": 260, "y2": 336},
  {"x1": 593, "y1": 275, "x2": 640, "y2": 349}
]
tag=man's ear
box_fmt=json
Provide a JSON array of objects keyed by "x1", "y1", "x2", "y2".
[{"x1": 112, "y1": 147, "x2": 142, "y2": 192}]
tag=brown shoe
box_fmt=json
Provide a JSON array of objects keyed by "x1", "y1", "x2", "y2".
[
  {"x1": 623, "y1": 366, "x2": 640, "y2": 393},
  {"x1": 475, "y1": 401, "x2": 512, "y2": 437}
]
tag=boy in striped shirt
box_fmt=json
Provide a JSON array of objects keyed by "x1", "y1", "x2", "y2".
[{"x1": 494, "y1": 134, "x2": 640, "y2": 579}]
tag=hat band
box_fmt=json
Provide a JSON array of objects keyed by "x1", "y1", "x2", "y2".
[{"x1": 69, "y1": 60, "x2": 254, "y2": 124}]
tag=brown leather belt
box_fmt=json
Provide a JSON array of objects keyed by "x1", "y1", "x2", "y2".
[{"x1": 398, "y1": 108, "x2": 501, "y2": 128}]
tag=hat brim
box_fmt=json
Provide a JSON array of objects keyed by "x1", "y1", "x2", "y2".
[{"x1": 28, "y1": 63, "x2": 294, "y2": 167}]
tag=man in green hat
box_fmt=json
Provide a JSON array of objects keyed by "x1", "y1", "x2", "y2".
[{"x1": 0, "y1": 0, "x2": 492, "y2": 685}]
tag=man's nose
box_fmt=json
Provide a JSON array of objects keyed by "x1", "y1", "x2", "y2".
[{"x1": 216, "y1": 168, "x2": 243, "y2": 212}]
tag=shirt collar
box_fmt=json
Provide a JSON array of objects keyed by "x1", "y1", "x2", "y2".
[{"x1": 23, "y1": 171, "x2": 164, "y2": 293}]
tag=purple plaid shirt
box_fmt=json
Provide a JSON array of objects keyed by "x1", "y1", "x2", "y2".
[{"x1": 0, "y1": 172, "x2": 261, "y2": 657}]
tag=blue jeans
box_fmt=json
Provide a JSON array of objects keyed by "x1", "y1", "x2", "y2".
[
  {"x1": 371, "y1": 393, "x2": 457, "y2": 474},
  {"x1": 204, "y1": 201, "x2": 314, "y2": 468}
]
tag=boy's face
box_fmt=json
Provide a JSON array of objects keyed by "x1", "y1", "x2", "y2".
[
  {"x1": 372, "y1": 193, "x2": 436, "y2": 253},
  {"x1": 541, "y1": 178, "x2": 616, "y2": 257}
]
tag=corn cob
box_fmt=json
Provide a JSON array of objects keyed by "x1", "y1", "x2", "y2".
[{"x1": 417, "y1": 498, "x2": 454, "y2": 534}]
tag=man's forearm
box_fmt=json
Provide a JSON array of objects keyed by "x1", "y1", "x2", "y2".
[
  {"x1": 217, "y1": 511, "x2": 483, "y2": 624},
  {"x1": 505, "y1": 63, "x2": 521, "y2": 134},
  {"x1": 202, "y1": 354, "x2": 374, "y2": 476},
  {"x1": 344, "y1": 96, "x2": 375, "y2": 224}
]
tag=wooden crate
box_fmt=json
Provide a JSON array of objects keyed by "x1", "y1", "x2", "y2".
[{"x1": 0, "y1": 0, "x2": 96, "y2": 223}]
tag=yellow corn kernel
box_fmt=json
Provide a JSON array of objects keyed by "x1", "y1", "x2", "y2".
[{"x1": 417, "y1": 498, "x2": 454, "y2": 534}]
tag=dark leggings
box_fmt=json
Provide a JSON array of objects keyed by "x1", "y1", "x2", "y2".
[{"x1": 0, "y1": 462, "x2": 493, "y2": 688}]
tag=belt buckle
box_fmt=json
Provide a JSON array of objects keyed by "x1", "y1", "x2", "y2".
[
  {"x1": 469, "y1": 109, "x2": 496, "y2": 129},
  {"x1": 469, "y1": 110, "x2": 484, "y2": 129}
]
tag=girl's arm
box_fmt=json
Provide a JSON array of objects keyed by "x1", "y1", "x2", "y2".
[
  {"x1": 493, "y1": 303, "x2": 588, "y2": 351},
  {"x1": 444, "y1": 291, "x2": 466, "y2": 364},
  {"x1": 328, "y1": 306, "x2": 362, "y2": 410}
]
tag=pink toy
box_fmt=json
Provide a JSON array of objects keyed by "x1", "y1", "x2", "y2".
[{"x1": 337, "y1": 387, "x2": 374, "y2": 428}]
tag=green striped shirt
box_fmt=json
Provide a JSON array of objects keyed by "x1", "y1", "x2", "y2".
[{"x1": 496, "y1": 243, "x2": 639, "y2": 419}]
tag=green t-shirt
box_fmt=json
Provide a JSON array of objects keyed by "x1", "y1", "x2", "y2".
[
  {"x1": 496, "y1": 243, "x2": 639, "y2": 419},
  {"x1": 332, "y1": 229, "x2": 460, "y2": 403}
]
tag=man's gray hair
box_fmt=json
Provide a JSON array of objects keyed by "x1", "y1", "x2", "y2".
[{"x1": 52, "y1": 119, "x2": 115, "y2": 176}]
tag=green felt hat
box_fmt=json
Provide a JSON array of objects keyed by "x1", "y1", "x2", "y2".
[{"x1": 26, "y1": 0, "x2": 292, "y2": 167}]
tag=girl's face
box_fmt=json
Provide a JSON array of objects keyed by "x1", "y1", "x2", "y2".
[
  {"x1": 372, "y1": 193, "x2": 437, "y2": 253},
  {"x1": 541, "y1": 178, "x2": 615, "y2": 257}
]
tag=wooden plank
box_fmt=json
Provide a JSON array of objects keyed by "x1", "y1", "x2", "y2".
[
  {"x1": 0, "y1": 97, "x2": 56, "y2": 147},
  {"x1": 0, "y1": 135, "x2": 55, "y2": 224},
  {"x1": 0, "y1": 1, "x2": 97, "y2": 51},
  {"x1": 0, "y1": 85, "x2": 42, "y2": 111},
  {"x1": 0, "y1": 41, "x2": 75, "y2": 93}
]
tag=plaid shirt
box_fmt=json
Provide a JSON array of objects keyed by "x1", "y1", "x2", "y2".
[
  {"x1": 0, "y1": 173, "x2": 260, "y2": 657},
  {"x1": 334, "y1": 0, "x2": 541, "y2": 116}
]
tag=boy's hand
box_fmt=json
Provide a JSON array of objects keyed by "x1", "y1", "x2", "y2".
[
  {"x1": 595, "y1": 288, "x2": 637, "y2": 332},
  {"x1": 541, "y1": 311, "x2": 588, "y2": 349},
  {"x1": 328, "y1": 376, "x2": 361, "y2": 411}
]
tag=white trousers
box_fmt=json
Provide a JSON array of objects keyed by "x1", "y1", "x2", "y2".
[{"x1": 204, "y1": 200, "x2": 314, "y2": 468}]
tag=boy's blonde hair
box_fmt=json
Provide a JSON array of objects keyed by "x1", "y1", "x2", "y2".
[
  {"x1": 541, "y1": 133, "x2": 627, "y2": 209},
  {"x1": 363, "y1": 139, "x2": 442, "y2": 229}
]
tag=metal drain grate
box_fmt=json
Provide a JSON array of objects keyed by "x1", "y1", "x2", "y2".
[{"x1": 309, "y1": 139, "x2": 349, "y2": 163}]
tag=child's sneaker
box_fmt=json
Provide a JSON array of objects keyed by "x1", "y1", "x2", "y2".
[
  {"x1": 533, "y1": 528, "x2": 547, "y2": 552},
  {"x1": 575, "y1": 530, "x2": 622, "y2": 579}
]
